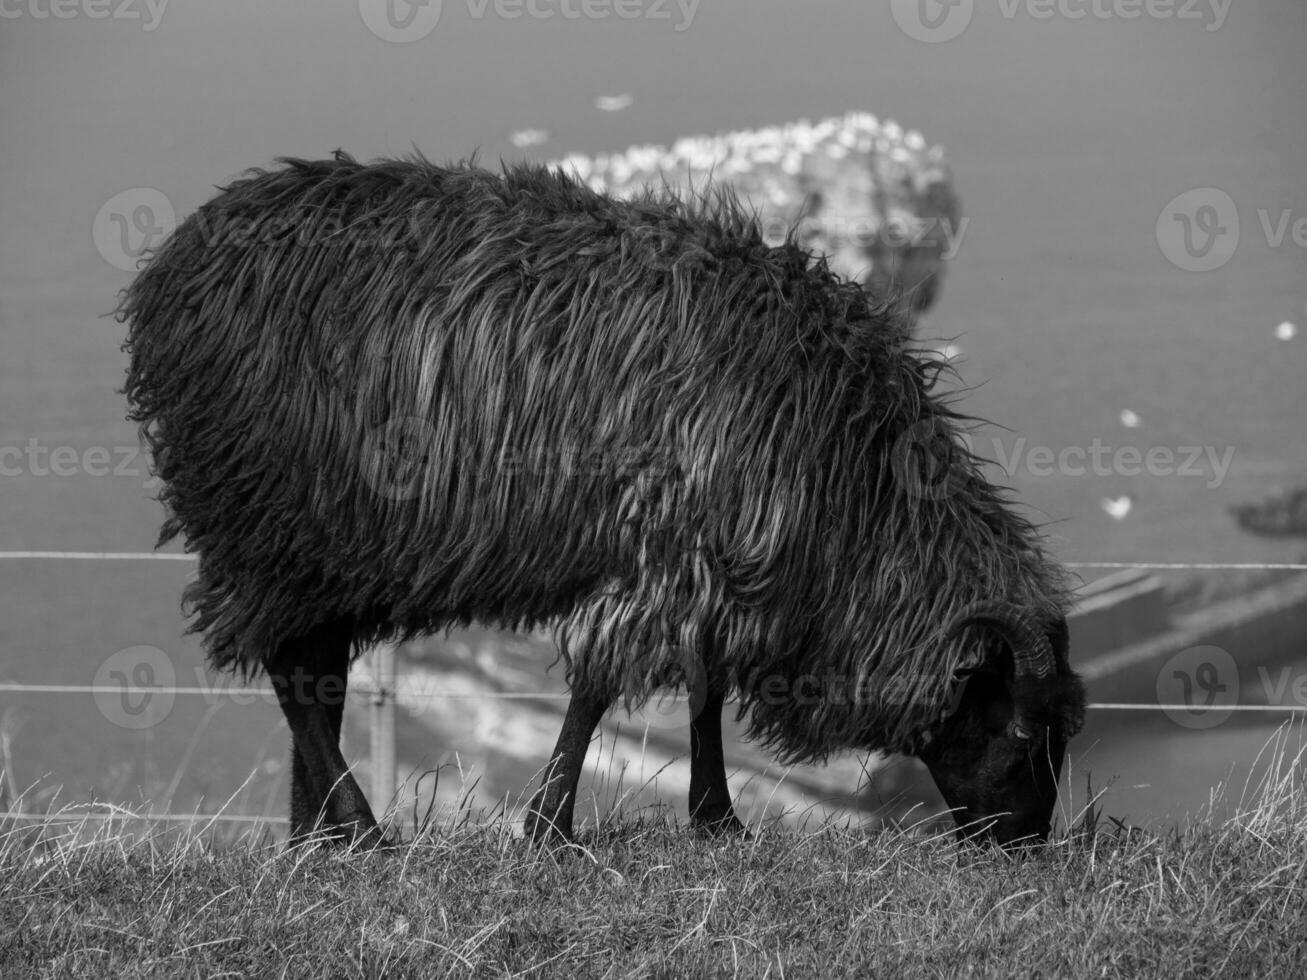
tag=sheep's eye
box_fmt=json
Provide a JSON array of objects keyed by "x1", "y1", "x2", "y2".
[{"x1": 1010, "y1": 722, "x2": 1046, "y2": 742}]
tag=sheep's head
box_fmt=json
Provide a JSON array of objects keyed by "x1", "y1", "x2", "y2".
[{"x1": 918, "y1": 607, "x2": 1085, "y2": 849}]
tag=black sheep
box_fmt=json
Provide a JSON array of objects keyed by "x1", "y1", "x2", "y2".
[{"x1": 119, "y1": 154, "x2": 1084, "y2": 849}]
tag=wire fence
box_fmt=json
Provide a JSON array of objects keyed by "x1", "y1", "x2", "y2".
[
  {"x1": 5, "y1": 552, "x2": 1307, "y2": 571},
  {"x1": 5, "y1": 684, "x2": 1307, "y2": 714},
  {"x1": 3, "y1": 549, "x2": 1306, "y2": 829}
]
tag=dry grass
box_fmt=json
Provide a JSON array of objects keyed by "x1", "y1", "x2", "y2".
[{"x1": 2, "y1": 730, "x2": 1305, "y2": 979}]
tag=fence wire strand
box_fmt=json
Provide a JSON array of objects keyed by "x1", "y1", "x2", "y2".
[
  {"x1": 1, "y1": 681, "x2": 1304, "y2": 715},
  {"x1": 2, "y1": 552, "x2": 1307, "y2": 571}
]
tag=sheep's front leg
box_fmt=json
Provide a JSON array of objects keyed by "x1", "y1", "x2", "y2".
[
  {"x1": 689, "y1": 680, "x2": 746, "y2": 835},
  {"x1": 270, "y1": 622, "x2": 388, "y2": 848},
  {"x1": 524, "y1": 684, "x2": 613, "y2": 846}
]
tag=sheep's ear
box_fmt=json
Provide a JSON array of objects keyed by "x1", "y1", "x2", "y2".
[
  {"x1": 953, "y1": 643, "x2": 999, "y2": 680},
  {"x1": 941, "y1": 654, "x2": 989, "y2": 705},
  {"x1": 1048, "y1": 617, "x2": 1072, "y2": 667},
  {"x1": 1058, "y1": 671, "x2": 1087, "y2": 737},
  {"x1": 1047, "y1": 617, "x2": 1086, "y2": 735}
]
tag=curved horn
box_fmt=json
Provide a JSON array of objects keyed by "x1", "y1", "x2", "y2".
[{"x1": 943, "y1": 600, "x2": 1055, "y2": 739}]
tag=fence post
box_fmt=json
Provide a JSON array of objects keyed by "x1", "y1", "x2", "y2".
[{"x1": 369, "y1": 644, "x2": 397, "y2": 814}]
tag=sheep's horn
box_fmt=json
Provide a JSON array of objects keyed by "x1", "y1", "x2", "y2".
[{"x1": 943, "y1": 600, "x2": 1054, "y2": 739}]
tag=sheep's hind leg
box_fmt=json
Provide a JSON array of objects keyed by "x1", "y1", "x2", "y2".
[
  {"x1": 524, "y1": 684, "x2": 613, "y2": 847},
  {"x1": 286, "y1": 634, "x2": 348, "y2": 841},
  {"x1": 689, "y1": 680, "x2": 746, "y2": 836},
  {"x1": 272, "y1": 621, "x2": 392, "y2": 849}
]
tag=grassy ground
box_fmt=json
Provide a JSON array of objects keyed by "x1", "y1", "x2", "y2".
[{"x1": 3, "y1": 738, "x2": 1305, "y2": 980}]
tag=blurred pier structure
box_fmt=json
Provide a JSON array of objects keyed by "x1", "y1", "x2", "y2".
[{"x1": 1073, "y1": 568, "x2": 1307, "y2": 704}]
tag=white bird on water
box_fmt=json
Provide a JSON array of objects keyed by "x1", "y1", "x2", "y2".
[
  {"x1": 1119, "y1": 409, "x2": 1141, "y2": 428},
  {"x1": 509, "y1": 128, "x2": 550, "y2": 149},
  {"x1": 1102, "y1": 495, "x2": 1133, "y2": 520},
  {"x1": 595, "y1": 93, "x2": 635, "y2": 112},
  {"x1": 1275, "y1": 321, "x2": 1297, "y2": 342}
]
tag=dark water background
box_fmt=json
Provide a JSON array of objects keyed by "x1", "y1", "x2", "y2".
[{"x1": 1, "y1": 0, "x2": 1304, "y2": 826}]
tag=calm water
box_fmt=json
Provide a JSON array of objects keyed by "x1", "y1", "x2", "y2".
[{"x1": 1, "y1": 1, "x2": 1304, "y2": 824}]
